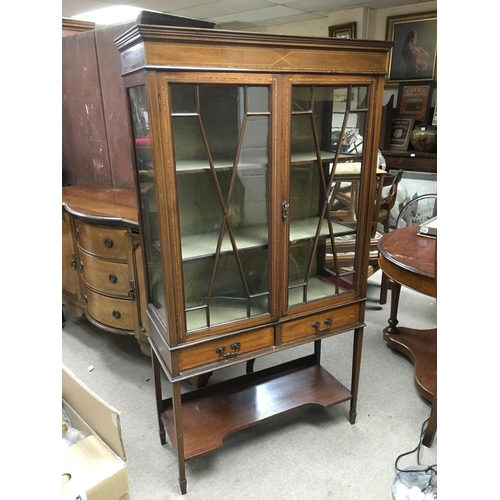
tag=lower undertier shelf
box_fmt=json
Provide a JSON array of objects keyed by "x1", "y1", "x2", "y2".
[
  {"x1": 383, "y1": 327, "x2": 437, "y2": 402},
  {"x1": 161, "y1": 355, "x2": 352, "y2": 459}
]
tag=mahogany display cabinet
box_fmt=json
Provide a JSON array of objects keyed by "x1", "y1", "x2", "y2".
[{"x1": 115, "y1": 21, "x2": 391, "y2": 494}]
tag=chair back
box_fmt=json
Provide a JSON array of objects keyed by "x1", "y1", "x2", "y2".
[
  {"x1": 395, "y1": 193, "x2": 437, "y2": 229},
  {"x1": 377, "y1": 169, "x2": 404, "y2": 232},
  {"x1": 380, "y1": 169, "x2": 404, "y2": 213}
]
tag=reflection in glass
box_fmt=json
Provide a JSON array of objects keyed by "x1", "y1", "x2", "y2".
[
  {"x1": 170, "y1": 84, "x2": 196, "y2": 113},
  {"x1": 128, "y1": 85, "x2": 166, "y2": 322},
  {"x1": 171, "y1": 84, "x2": 271, "y2": 331},
  {"x1": 288, "y1": 85, "x2": 369, "y2": 307}
]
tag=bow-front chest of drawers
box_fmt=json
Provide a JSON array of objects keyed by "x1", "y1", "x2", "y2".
[{"x1": 62, "y1": 185, "x2": 149, "y2": 355}]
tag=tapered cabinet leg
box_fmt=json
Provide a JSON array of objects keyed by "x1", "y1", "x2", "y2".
[
  {"x1": 151, "y1": 348, "x2": 166, "y2": 445},
  {"x1": 172, "y1": 381, "x2": 187, "y2": 494},
  {"x1": 349, "y1": 327, "x2": 364, "y2": 424}
]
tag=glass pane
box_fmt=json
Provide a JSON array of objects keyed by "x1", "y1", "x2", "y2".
[
  {"x1": 170, "y1": 83, "x2": 271, "y2": 332},
  {"x1": 331, "y1": 88, "x2": 366, "y2": 155},
  {"x1": 291, "y1": 115, "x2": 316, "y2": 158},
  {"x1": 128, "y1": 85, "x2": 165, "y2": 322},
  {"x1": 352, "y1": 86, "x2": 368, "y2": 110},
  {"x1": 292, "y1": 86, "x2": 311, "y2": 111},
  {"x1": 288, "y1": 85, "x2": 369, "y2": 307},
  {"x1": 171, "y1": 84, "x2": 196, "y2": 114},
  {"x1": 248, "y1": 86, "x2": 269, "y2": 113}
]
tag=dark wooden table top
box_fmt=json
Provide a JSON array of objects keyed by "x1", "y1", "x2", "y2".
[
  {"x1": 62, "y1": 185, "x2": 139, "y2": 227},
  {"x1": 378, "y1": 225, "x2": 436, "y2": 297}
]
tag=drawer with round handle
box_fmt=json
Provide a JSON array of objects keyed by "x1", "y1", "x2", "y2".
[
  {"x1": 177, "y1": 326, "x2": 274, "y2": 372},
  {"x1": 79, "y1": 252, "x2": 130, "y2": 297},
  {"x1": 75, "y1": 221, "x2": 127, "y2": 260},
  {"x1": 280, "y1": 303, "x2": 361, "y2": 344},
  {"x1": 85, "y1": 287, "x2": 134, "y2": 331}
]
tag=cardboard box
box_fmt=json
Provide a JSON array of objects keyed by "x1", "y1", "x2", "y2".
[{"x1": 62, "y1": 365, "x2": 130, "y2": 500}]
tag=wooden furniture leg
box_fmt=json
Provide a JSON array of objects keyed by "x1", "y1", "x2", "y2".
[
  {"x1": 151, "y1": 348, "x2": 166, "y2": 445},
  {"x1": 422, "y1": 389, "x2": 437, "y2": 447},
  {"x1": 172, "y1": 381, "x2": 187, "y2": 494},
  {"x1": 246, "y1": 359, "x2": 256, "y2": 373},
  {"x1": 188, "y1": 373, "x2": 212, "y2": 389},
  {"x1": 313, "y1": 339, "x2": 322, "y2": 364},
  {"x1": 379, "y1": 272, "x2": 389, "y2": 305},
  {"x1": 386, "y1": 279, "x2": 401, "y2": 334},
  {"x1": 349, "y1": 327, "x2": 363, "y2": 424}
]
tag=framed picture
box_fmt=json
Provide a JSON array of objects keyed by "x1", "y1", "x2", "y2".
[
  {"x1": 385, "y1": 11, "x2": 437, "y2": 83},
  {"x1": 329, "y1": 22, "x2": 356, "y2": 39},
  {"x1": 389, "y1": 115, "x2": 415, "y2": 150},
  {"x1": 431, "y1": 101, "x2": 437, "y2": 126},
  {"x1": 397, "y1": 81, "x2": 435, "y2": 124}
]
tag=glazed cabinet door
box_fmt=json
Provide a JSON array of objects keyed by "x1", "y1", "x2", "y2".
[
  {"x1": 283, "y1": 77, "x2": 377, "y2": 314},
  {"x1": 128, "y1": 74, "x2": 278, "y2": 342}
]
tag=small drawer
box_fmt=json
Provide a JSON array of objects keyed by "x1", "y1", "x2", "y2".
[
  {"x1": 79, "y1": 253, "x2": 130, "y2": 297},
  {"x1": 85, "y1": 288, "x2": 134, "y2": 331},
  {"x1": 178, "y1": 326, "x2": 274, "y2": 372},
  {"x1": 76, "y1": 221, "x2": 127, "y2": 260},
  {"x1": 281, "y1": 303, "x2": 360, "y2": 344}
]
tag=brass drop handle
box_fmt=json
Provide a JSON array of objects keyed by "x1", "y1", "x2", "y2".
[
  {"x1": 109, "y1": 273, "x2": 117, "y2": 283},
  {"x1": 105, "y1": 237, "x2": 114, "y2": 248},
  {"x1": 312, "y1": 318, "x2": 332, "y2": 332},
  {"x1": 216, "y1": 342, "x2": 241, "y2": 358}
]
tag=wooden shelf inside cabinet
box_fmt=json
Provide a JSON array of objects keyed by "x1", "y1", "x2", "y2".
[
  {"x1": 160, "y1": 355, "x2": 352, "y2": 460},
  {"x1": 381, "y1": 150, "x2": 437, "y2": 174}
]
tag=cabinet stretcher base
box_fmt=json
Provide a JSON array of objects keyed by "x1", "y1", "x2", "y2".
[{"x1": 160, "y1": 354, "x2": 352, "y2": 460}]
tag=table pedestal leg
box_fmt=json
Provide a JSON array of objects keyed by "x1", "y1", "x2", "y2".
[{"x1": 386, "y1": 279, "x2": 401, "y2": 334}]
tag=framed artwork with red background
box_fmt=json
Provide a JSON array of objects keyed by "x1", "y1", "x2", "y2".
[{"x1": 397, "y1": 81, "x2": 435, "y2": 124}]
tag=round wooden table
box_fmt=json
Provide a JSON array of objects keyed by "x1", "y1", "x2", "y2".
[{"x1": 378, "y1": 225, "x2": 436, "y2": 447}]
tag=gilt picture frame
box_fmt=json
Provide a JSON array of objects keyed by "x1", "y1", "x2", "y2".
[
  {"x1": 328, "y1": 22, "x2": 356, "y2": 39},
  {"x1": 385, "y1": 11, "x2": 437, "y2": 84}
]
